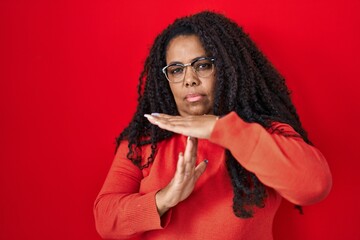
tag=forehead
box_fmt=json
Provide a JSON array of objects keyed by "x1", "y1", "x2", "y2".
[{"x1": 165, "y1": 35, "x2": 206, "y2": 64}]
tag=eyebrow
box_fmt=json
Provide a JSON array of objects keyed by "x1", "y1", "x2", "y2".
[{"x1": 167, "y1": 56, "x2": 208, "y2": 65}]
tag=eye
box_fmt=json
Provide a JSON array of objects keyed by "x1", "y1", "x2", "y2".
[
  {"x1": 168, "y1": 66, "x2": 184, "y2": 76},
  {"x1": 194, "y1": 60, "x2": 212, "y2": 72}
]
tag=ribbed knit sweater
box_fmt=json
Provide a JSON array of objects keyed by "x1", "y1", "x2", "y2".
[{"x1": 94, "y1": 112, "x2": 332, "y2": 240}]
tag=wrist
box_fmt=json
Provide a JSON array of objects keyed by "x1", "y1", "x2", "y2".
[
  {"x1": 205, "y1": 115, "x2": 219, "y2": 139},
  {"x1": 155, "y1": 189, "x2": 171, "y2": 216}
]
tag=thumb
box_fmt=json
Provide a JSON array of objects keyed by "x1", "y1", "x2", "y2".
[{"x1": 194, "y1": 160, "x2": 208, "y2": 181}]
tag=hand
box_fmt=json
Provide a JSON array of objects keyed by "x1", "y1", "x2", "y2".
[
  {"x1": 144, "y1": 113, "x2": 219, "y2": 139},
  {"x1": 155, "y1": 137, "x2": 207, "y2": 216}
]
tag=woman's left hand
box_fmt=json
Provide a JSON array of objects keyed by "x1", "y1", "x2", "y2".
[{"x1": 144, "y1": 113, "x2": 218, "y2": 139}]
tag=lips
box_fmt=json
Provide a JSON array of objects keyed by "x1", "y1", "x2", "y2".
[{"x1": 185, "y1": 93, "x2": 204, "y2": 102}]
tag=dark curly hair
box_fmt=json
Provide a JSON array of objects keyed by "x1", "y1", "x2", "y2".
[{"x1": 116, "y1": 11, "x2": 309, "y2": 218}]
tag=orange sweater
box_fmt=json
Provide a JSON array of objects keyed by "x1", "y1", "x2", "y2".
[{"x1": 94, "y1": 112, "x2": 332, "y2": 240}]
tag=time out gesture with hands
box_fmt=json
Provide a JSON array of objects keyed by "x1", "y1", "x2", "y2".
[
  {"x1": 144, "y1": 113, "x2": 219, "y2": 139},
  {"x1": 154, "y1": 136, "x2": 207, "y2": 216},
  {"x1": 144, "y1": 113, "x2": 219, "y2": 216}
]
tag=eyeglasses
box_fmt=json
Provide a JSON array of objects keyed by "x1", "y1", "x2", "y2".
[{"x1": 162, "y1": 57, "x2": 215, "y2": 83}]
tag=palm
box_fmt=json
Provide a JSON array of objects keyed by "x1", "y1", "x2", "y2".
[
  {"x1": 144, "y1": 114, "x2": 218, "y2": 139},
  {"x1": 155, "y1": 137, "x2": 207, "y2": 215}
]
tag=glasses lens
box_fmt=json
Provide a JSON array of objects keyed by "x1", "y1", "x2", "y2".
[
  {"x1": 165, "y1": 64, "x2": 184, "y2": 82},
  {"x1": 193, "y1": 59, "x2": 214, "y2": 77},
  {"x1": 163, "y1": 58, "x2": 215, "y2": 82}
]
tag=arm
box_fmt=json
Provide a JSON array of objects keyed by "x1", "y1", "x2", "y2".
[
  {"x1": 94, "y1": 137, "x2": 207, "y2": 239},
  {"x1": 93, "y1": 142, "x2": 171, "y2": 239},
  {"x1": 145, "y1": 112, "x2": 332, "y2": 205},
  {"x1": 155, "y1": 137, "x2": 207, "y2": 216},
  {"x1": 209, "y1": 112, "x2": 332, "y2": 205}
]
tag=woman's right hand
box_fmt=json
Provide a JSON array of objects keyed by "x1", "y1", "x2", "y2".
[{"x1": 155, "y1": 137, "x2": 208, "y2": 216}]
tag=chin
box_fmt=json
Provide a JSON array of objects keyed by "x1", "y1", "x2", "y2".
[{"x1": 181, "y1": 107, "x2": 212, "y2": 116}]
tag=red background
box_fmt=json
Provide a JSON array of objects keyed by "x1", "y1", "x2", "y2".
[{"x1": 1, "y1": 0, "x2": 359, "y2": 239}]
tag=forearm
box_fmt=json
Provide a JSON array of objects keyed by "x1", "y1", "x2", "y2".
[
  {"x1": 94, "y1": 141, "x2": 172, "y2": 239},
  {"x1": 209, "y1": 112, "x2": 332, "y2": 205},
  {"x1": 94, "y1": 190, "x2": 168, "y2": 239},
  {"x1": 243, "y1": 131, "x2": 332, "y2": 205}
]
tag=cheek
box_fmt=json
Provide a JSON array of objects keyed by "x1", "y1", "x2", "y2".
[
  {"x1": 207, "y1": 78, "x2": 217, "y2": 97},
  {"x1": 169, "y1": 85, "x2": 182, "y2": 101}
]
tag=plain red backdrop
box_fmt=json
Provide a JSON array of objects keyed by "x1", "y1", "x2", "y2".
[{"x1": 1, "y1": 0, "x2": 359, "y2": 239}]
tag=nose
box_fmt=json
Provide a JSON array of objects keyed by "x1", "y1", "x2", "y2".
[{"x1": 183, "y1": 66, "x2": 200, "y2": 87}]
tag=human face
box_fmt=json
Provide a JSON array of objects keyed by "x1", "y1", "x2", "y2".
[{"x1": 165, "y1": 35, "x2": 216, "y2": 117}]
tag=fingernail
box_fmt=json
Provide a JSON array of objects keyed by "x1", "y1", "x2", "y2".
[
  {"x1": 187, "y1": 136, "x2": 191, "y2": 141},
  {"x1": 144, "y1": 114, "x2": 158, "y2": 124},
  {"x1": 151, "y1": 113, "x2": 160, "y2": 116},
  {"x1": 204, "y1": 159, "x2": 208, "y2": 164}
]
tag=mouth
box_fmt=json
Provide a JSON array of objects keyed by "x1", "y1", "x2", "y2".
[{"x1": 185, "y1": 93, "x2": 204, "y2": 103}]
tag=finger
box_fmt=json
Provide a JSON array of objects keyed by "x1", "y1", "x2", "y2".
[
  {"x1": 144, "y1": 114, "x2": 159, "y2": 125},
  {"x1": 174, "y1": 152, "x2": 185, "y2": 181},
  {"x1": 190, "y1": 137, "x2": 198, "y2": 162},
  {"x1": 150, "y1": 113, "x2": 185, "y2": 123},
  {"x1": 158, "y1": 116, "x2": 189, "y2": 122},
  {"x1": 184, "y1": 137, "x2": 197, "y2": 164},
  {"x1": 144, "y1": 114, "x2": 187, "y2": 134},
  {"x1": 184, "y1": 161, "x2": 193, "y2": 178},
  {"x1": 163, "y1": 125, "x2": 185, "y2": 136},
  {"x1": 194, "y1": 160, "x2": 208, "y2": 181},
  {"x1": 176, "y1": 152, "x2": 185, "y2": 174},
  {"x1": 149, "y1": 114, "x2": 191, "y2": 125},
  {"x1": 150, "y1": 113, "x2": 172, "y2": 118},
  {"x1": 144, "y1": 115, "x2": 178, "y2": 130},
  {"x1": 187, "y1": 137, "x2": 198, "y2": 168},
  {"x1": 184, "y1": 137, "x2": 197, "y2": 177}
]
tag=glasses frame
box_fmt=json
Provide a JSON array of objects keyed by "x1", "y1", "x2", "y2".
[{"x1": 162, "y1": 57, "x2": 215, "y2": 83}]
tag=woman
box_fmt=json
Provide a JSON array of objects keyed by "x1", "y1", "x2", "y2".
[{"x1": 94, "y1": 11, "x2": 332, "y2": 240}]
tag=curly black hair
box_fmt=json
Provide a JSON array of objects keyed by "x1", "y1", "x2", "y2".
[{"x1": 116, "y1": 11, "x2": 309, "y2": 218}]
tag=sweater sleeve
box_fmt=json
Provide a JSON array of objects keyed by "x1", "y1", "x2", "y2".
[
  {"x1": 209, "y1": 112, "x2": 332, "y2": 205},
  {"x1": 93, "y1": 141, "x2": 171, "y2": 239}
]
